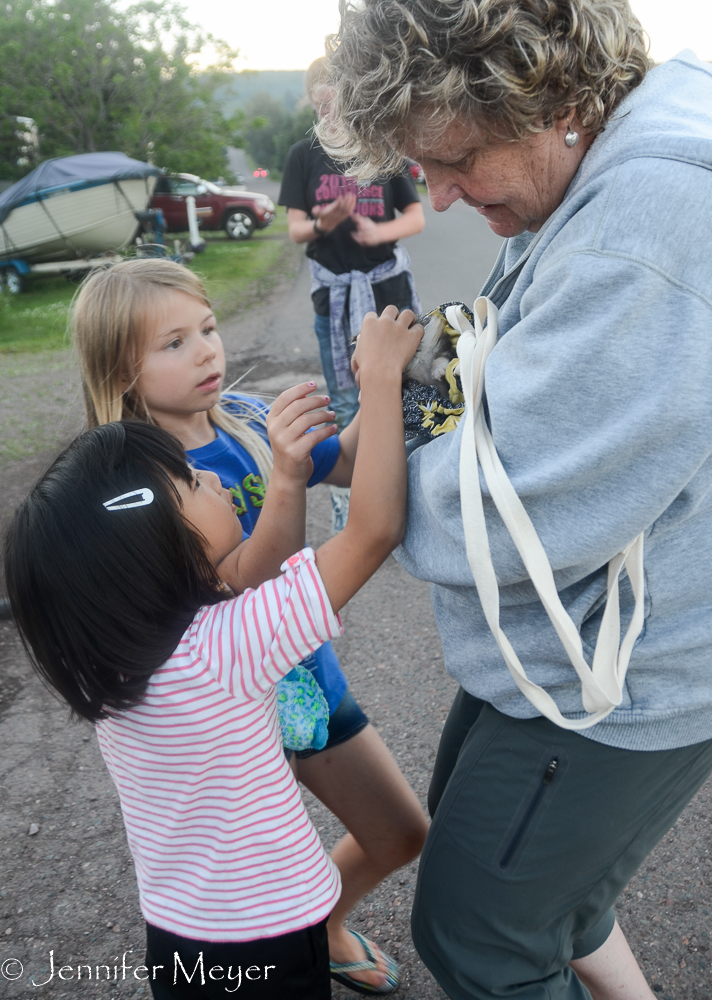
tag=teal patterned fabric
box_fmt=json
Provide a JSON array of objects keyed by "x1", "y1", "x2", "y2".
[{"x1": 276, "y1": 666, "x2": 329, "y2": 751}]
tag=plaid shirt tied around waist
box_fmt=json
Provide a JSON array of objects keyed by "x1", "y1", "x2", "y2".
[{"x1": 309, "y1": 245, "x2": 421, "y2": 389}]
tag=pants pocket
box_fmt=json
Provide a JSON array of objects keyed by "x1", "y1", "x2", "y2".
[
  {"x1": 496, "y1": 754, "x2": 561, "y2": 870},
  {"x1": 425, "y1": 706, "x2": 567, "y2": 879}
]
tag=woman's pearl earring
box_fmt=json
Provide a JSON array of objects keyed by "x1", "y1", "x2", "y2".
[{"x1": 564, "y1": 124, "x2": 580, "y2": 148}]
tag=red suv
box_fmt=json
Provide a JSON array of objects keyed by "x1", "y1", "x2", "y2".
[{"x1": 151, "y1": 173, "x2": 275, "y2": 240}]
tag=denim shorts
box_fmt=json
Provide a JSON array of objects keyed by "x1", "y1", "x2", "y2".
[{"x1": 286, "y1": 689, "x2": 369, "y2": 762}]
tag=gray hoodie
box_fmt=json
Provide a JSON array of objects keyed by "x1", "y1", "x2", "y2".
[{"x1": 396, "y1": 52, "x2": 712, "y2": 751}]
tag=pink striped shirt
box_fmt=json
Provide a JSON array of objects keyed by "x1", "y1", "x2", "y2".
[{"x1": 96, "y1": 548, "x2": 343, "y2": 941}]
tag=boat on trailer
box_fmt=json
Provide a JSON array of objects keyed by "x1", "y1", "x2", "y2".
[{"x1": 0, "y1": 152, "x2": 160, "y2": 266}]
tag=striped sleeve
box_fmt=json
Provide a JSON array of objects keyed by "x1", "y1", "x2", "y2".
[{"x1": 197, "y1": 547, "x2": 343, "y2": 702}]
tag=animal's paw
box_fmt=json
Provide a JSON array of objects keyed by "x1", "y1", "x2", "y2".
[{"x1": 430, "y1": 356, "x2": 451, "y2": 380}]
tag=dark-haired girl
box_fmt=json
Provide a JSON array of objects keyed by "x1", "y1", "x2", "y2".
[
  {"x1": 71, "y1": 257, "x2": 428, "y2": 993},
  {"x1": 5, "y1": 306, "x2": 423, "y2": 1000}
]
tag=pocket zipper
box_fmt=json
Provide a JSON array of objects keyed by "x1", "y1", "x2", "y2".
[{"x1": 499, "y1": 757, "x2": 559, "y2": 869}]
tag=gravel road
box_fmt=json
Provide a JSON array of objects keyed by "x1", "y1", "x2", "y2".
[{"x1": 1, "y1": 198, "x2": 710, "y2": 998}]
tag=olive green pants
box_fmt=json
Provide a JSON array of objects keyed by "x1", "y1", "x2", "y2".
[{"x1": 413, "y1": 689, "x2": 712, "y2": 1000}]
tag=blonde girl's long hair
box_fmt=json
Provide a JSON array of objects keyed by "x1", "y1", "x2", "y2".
[{"x1": 72, "y1": 259, "x2": 274, "y2": 483}]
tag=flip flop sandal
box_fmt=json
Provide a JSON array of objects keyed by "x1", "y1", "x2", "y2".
[{"x1": 330, "y1": 929, "x2": 400, "y2": 995}]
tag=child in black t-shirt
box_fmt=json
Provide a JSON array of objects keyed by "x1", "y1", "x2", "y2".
[
  {"x1": 280, "y1": 138, "x2": 420, "y2": 291},
  {"x1": 279, "y1": 60, "x2": 425, "y2": 433}
]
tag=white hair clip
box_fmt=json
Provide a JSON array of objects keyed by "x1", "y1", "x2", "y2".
[{"x1": 103, "y1": 488, "x2": 155, "y2": 511}]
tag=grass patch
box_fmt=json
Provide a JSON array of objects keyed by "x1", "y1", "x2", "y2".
[
  {"x1": 0, "y1": 277, "x2": 76, "y2": 354},
  {"x1": 0, "y1": 208, "x2": 294, "y2": 354},
  {"x1": 190, "y1": 208, "x2": 295, "y2": 321}
]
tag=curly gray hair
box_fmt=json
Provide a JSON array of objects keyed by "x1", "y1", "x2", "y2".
[{"x1": 318, "y1": 0, "x2": 649, "y2": 177}]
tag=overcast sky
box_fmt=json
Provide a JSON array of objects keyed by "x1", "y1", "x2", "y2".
[{"x1": 178, "y1": 0, "x2": 712, "y2": 71}]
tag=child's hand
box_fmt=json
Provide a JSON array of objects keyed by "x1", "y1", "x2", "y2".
[
  {"x1": 232, "y1": 384, "x2": 333, "y2": 592},
  {"x1": 315, "y1": 307, "x2": 423, "y2": 614},
  {"x1": 312, "y1": 193, "x2": 357, "y2": 233},
  {"x1": 351, "y1": 306, "x2": 424, "y2": 386},
  {"x1": 266, "y1": 382, "x2": 338, "y2": 483},
  {"x1": 350, "y1": 213, "x2": 385, "y2": 247}
]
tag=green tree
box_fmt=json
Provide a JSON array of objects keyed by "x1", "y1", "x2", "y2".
[
  {"x1": 243, "y1": 93, "x2": 315, "y2": 172},
  {"x1": 275, "y1": 105, "x2": 317, "y2": 168},
  {"x1": 0, "y1": 0, "x2": 243, "y2": 180}
]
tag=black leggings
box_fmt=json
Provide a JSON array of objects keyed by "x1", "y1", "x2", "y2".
[{"x1": 145, "y1": 918, "x2": 330, "y2": 1000}]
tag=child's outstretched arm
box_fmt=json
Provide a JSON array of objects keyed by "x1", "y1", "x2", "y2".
[
  {"x1": 217, "y1": 383, "x2": 337, "y2": 591},
  {"x1": 315, "y1": 306, "x2": 423, "y2": 612},
  {"x1": 322, "y1": 411, "x2": 360, "y2": 487}
]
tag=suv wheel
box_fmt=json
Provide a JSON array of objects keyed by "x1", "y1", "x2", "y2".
[{"x1": 224, "y1": 210, "x2": 255, "y2": 240}]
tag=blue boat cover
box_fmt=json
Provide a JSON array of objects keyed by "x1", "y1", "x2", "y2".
[{"x1": 0, "y1": 152, "x2": 161, "y2": 225}]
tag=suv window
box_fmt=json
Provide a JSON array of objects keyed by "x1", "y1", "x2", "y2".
[
  {"x1": 170, "y1": 179, "x2": 201, "y2": 196},
  {"x1": 154, "y1": 177, "x2": 171, "y2": 194}
]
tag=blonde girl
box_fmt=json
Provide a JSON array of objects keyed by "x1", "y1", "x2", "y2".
[
  {"x1": 6, "y1": 303, "x2": 424, "y2": 999},
  {"x1": 72, "y1": 259, "x2": 428, "y2": 995}
]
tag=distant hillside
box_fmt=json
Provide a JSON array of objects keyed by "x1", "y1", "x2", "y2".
[{"x1": 215, "y1": 71, "x2": 307, "y2": 115}]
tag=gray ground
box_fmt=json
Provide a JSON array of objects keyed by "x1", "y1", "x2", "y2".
[{"x1": 0, "y1": 196, "x2": 710, "y2": 999}]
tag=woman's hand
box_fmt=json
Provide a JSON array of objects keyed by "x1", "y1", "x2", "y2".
[
  {"x1": 266, "y1": 382, "x2": 338, "y2": 484},
  {"x1": 351, "y1": 307, "x2": 424, "y2": 387},
  {"x1": 312, "y1": 192, "x2": 357, "y2": 233}
]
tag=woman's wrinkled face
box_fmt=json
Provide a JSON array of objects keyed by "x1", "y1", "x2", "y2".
[{"x1": 406, "y1": 116, "x2": 592, "y2": 238}]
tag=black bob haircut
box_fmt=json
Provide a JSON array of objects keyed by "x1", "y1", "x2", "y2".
[{"x1": 4, "y1": 421, "x2": 223, "y2": 724}]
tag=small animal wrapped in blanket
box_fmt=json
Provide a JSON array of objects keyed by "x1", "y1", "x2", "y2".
[
  {"x1": 402, "y1": 300, "x2": 473, "y2": 444},
  {"x1": 276, "y1": 661, "x2": 329, "y2": 752},
  {"x1": 218, "y1": 578, "x2": 330, "y2": 752}
]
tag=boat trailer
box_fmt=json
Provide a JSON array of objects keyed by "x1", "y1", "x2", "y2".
[{"x1": 0, "y1": 208, "x2": 198, "y2": 293}]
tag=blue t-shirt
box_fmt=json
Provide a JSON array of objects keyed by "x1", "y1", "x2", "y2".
[
  {"x1": 186, "y1": 395, "x2": 347, "y2": 713},
  {"x1": 188, "y1": 423, "x2": 340, "y2": 536}
]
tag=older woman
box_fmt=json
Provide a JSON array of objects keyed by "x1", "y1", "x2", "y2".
[{"x1": 322, "y1": 2, "x2": 712, "y2": 999}]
